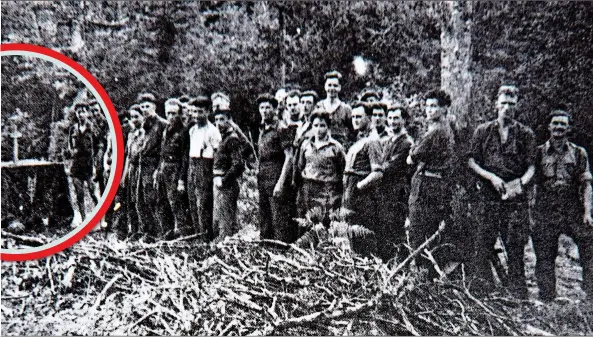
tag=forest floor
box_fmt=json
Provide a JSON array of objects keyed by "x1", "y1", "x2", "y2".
[{"x1": 1, "y1": 169, "x2": 592, "y2": 335}]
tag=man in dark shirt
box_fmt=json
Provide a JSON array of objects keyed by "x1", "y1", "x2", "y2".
[
  {"x1": 137, "y1": 93, "x2": 167, "y2": 242},
  {"x1": 257, "y1": 93, "x2": 296, "y2": 243},
  {"x1": 154, "y1": 98, "x2": 187, "y2": 238},
  {"x1": 122, "y1": 105, "x2": 144, "y2": 238},
  {"x1": 370, "y1": 102, "x2": 392, "y2": 142},
  {"x1": 407, "y1": 90, "x2": 456, "y2": 279},
  {"x1": 318, "y1": 71, "x2": 353, "y2": 148},
  {"x1": 212, "y1": 108, "x2": 245, "y2": 241},
  {"x1": 532, "y1": 107, "x2": 593, "y2": 301},
  {"x1": 468, "y1": 85, "x2": 536, "y2": 297},
  {"x1": 378, "y1": 104, "x2": 414, "y2": 261}
]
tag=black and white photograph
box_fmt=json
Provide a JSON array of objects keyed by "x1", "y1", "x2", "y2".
[{"x1": 1, "y1": 1, "x2": 593, "y2": 335}]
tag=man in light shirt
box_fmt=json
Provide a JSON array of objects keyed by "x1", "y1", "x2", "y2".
[{"x1": 178, "y1": 96, "x2": 222, "y2": 241}]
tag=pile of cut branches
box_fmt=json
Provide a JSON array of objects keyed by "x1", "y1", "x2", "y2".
[{"x1": 0, "y1": 230, "x2": 579, "y2": 336}]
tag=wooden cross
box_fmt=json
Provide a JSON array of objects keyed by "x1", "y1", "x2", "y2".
[{"x1": 7, "y1": 117, "x2": 23, "y2": 162}]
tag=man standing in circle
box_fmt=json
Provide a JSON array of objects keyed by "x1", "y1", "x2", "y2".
[
  {"x1": 67, "y1": 101, "x2": 98, "y2": 225},
  {"x1": 318, "y1": 71, "x2": 353, "y2": 149},
  {"x1": 468, "y1": 85, "x2": 536, "y2": 298},
  {"x1": 532, "y1": 106, "x2": 593, "y2": 301},
  {"x1": 179, "y1": 96, "x2": 222, "y2": 241},
  {"x1": 407, "y1": 90, "x2": 456, "y2": 279}
]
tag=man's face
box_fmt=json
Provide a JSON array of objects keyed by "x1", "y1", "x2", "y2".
[
  {"x1": 165, "y1": 106, "x2": 181, "y2": 123},
  {"x1": 311, "y1": 117, "x2": 329, "y2": 139},
  {"x1": 286, "y1": 96, "x2": 300, "y2": 120},
  {"x1": 90, "y1": 103, "x2": 102, "y2": 118},
  {"x1": 371, "y1": 108, "x2": 386, "y2": 129},
  {"x1": 425, "y1": 98, "x2": 444, "y2": 122},
  {"x1": 496, "y1": 93, "x2": 518, "y2": 121},
  {"x1": 387, "y1": 109, "x2": 405, "y2": 133},
  {"x1": 300, "y1": 95, "x2": 315, "y2": 117},
  {"x1": 549, "y1": 115, "x2": 570, "y2": 139},
  {"x1": 129, "y1": 111, "x2": 144, "y2": 129},
  {"x1": 76, "y1": 106, "x2": 91, "y2": 122},
  {"x1": 325, "y1": 78, "x2": 341, "y2": 98},
  {"x1": 351, "y1": 106, "x2": 368, "y2": 131},
  {"x1": 214, "y1": 113, "x2": 231, "y2": 133},
  {"x1": 188, "y1": 106, "x2": 208, "y2": 125},
  {"x1": 139, "y1": 101, "x2": 156, "y2": 117},
  {"x1": 259, "y1": 102, "x2": 276, "y2": 123}
]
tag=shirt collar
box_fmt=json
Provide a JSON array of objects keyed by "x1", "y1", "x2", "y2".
[{"x1": 544, "y1": 139, "x2": 570, "y2": 155}]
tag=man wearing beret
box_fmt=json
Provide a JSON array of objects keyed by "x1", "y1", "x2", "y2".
[
  {"x1": 179, "y1": 96, "x2": 222, "y2": 241},
  {"x1": 257, "y1": 93, "x2": 297, "y2": 243},
  {"x1": 212, "y1": 107, "x2": 245, "y2": 241},
  {"x1": 136, "y1": 92, "x2": 167, "y2": 242}
]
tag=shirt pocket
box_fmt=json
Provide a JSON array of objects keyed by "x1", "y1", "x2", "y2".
[
  {"x1": 558, "y1": 153, "x2": 577, "y2": 181},
  {"x1": 541, "y1": 156, "x2": 556, "y2": 178}
]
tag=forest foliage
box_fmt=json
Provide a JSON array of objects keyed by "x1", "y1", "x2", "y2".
[{"x1": 1, "y1": 1, "x2": 592, "y2": 159}]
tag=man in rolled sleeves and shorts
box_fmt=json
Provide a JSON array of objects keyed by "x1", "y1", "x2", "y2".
[
  {"x1": 468, "y1": 85, "x2": 536, "y2": 298},
  {"x1": 532, "y1": 106, "x2": 593, "y2": 301},
  {"x1": 179, "y1": 96, "x2": 222, "y2": 241}
]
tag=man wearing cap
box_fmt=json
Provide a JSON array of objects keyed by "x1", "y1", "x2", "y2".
[
  {"x1": 407, "y1": 90, "x2": 457, "y2": 278},
  {"x1": 212, "y1": 107, "x2": 245, "y2": 241},
  {"x1": 532, "y1": 106, "x2": 593, "y2": 301},
  {"x1": 136, "y1": 93, "x2": 167, "y2": 242},
  {"x1": 256, "y1": 93, "x2": 296, "y2": 243},
  {"x1": 468, "y1": 84, "x2": 536, "y2": 297},
  {"x1": 154, "y1": 98, "x2": 187, "y2": 238},
  {"x1": 179, "y1": 96, "x2": 222, "y2": 241},
  {"x1": 378, "y1": 104, "x2": 414, "y2": 260},
  {"x1": 211, "y1": 91, "x2": 255, "y2": 164},
  {"x1": 318, "y1": 71, "x2": 353, "y2": 149}
]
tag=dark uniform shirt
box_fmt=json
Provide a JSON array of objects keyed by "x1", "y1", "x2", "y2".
[
  {"x1": 410, "y1": 122, "x2": 455, "y2": 175},
  {"x1": 318, "y1": 100, "x2": 353, "y2": 147},
  {"x1": 140, "y1": 116, "x2": 166, "y2": 165},
  {"x1": 382, "y1": 131, "x2": 414, "y2": 185},
  {"x1": 470, "y1": 119, "x2": 536, "y2": 181},
  {"x1": 535, "y1": 140, "x2": 592, "y2": 198},
  {"x1": 258, "y1": 121, "x2": 292, "y2": 190},
  {"x1": 213, "y1": 131, "x2": 245, "y2": 187},
  {"x1": 344, "y1": 129, "x2": 383, "y2": 176},
  {"x1": 159, "y1": 122, "x2": 186, "y2": 164}
]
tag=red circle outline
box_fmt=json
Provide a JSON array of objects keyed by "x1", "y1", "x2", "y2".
[{"x1": 0, "y1": 43, "x2": 124, "y2": 261}]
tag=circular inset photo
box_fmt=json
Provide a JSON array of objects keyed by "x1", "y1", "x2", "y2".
[{"x1": 1, "y1": 45, "x2": 123, "y2": 260}]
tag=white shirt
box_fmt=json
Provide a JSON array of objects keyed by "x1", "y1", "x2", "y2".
[{"x1": 188, "y1": 121, "x2": 222, "y2": 159}]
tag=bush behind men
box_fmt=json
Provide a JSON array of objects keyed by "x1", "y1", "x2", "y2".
[{"x1": 112, "y1": 76, "x2": 592, "y2": 302}]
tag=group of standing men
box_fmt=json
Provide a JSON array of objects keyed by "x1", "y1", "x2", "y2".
[{"x1": 98, "y1": 69, "x2": 592, "y2": 302}]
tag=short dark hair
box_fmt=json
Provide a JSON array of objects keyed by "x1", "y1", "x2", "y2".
[
  {"x1": 324, "y1": 70, "x2": 343, "y2": 82},
  {"x1": 256, "y1": 93, "x2": 278, "y2": 108},
  {"x1": 129, "y1": 104, "x2": 142, "y2": 115},
  {"x1": 425, "y1": 89, "x2": 452, "y2": 108},
  {"x1": 188, "y1": 96, "x2": 211, "y2": 108},
  {"x1": 497, "y1": 85, "x2": 519, "y2": 100},
  {"x1": 368, "y1": 101, "x2": 387, "y2": 113},
  {"x1": 548, "y1": 104, "x2": 572, "y2": 124},
  {"x1": 300, "y1": 90, "x2": 319, "y2": 103},
  {"x1": 309, "y1": 110, "x2": 331, "y2": 127},
  {"x1": 72, "y1": 101, "x2": 88, "y2": 110},
  {"x1": 178, "y1": 94, "x2": 192, "y2": 104},
  {"x1": 388, "y1": 104, "x2": 409, "y2": 120},
  {"x1": 137, "y1": 92, "x2": 157, "y2": 104},
  {"x1": 351, "y1": 101, "x2": 373, "y2": 116},
  {"x1": 285, "y1": 89, "x2": 301, "y2": 100}
]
